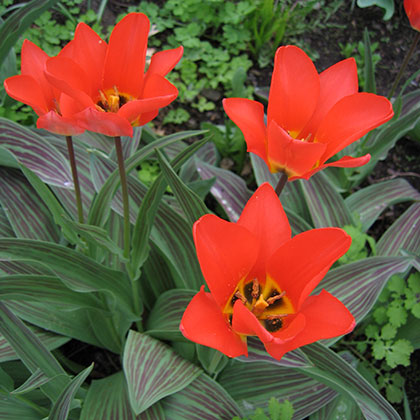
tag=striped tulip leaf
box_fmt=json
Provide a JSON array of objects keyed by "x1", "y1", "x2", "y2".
[
  {"x1": 377, "y1": 203, "x2": 420, "y2": 257},
  {"x1": 0, "y1": 324, "x2": 68, "y2": 363},
  {"x1": 12, "y1": 368, "x2": 51, "y2": 395},
  {"x1": 250, "y1": 152, "x2": 278, "y2": 189},
  {"x1": 80, "y1": 371, "x2": 166, "y2": 420},
  {"x1": 0, "y1": 302, "x2": 69, "y2": 402},
  {"x1": 0, "y1": 238, "x2": 134, "y2": 317},
  {"x1": 0, "y1": 118, "x2": 73, "y2": 188},
  {"x1": 300, "y1": 171, "x2": 355, "y2": 228},
  {"x1": 180, "y1": 141, "x2": 217, "y2": 183},
  {"x1": 237, "y1": 337, "x2": 312, "y2": 368},
  {"x1": 0, "y1": 392, "x2": 46, "y2": 420},
  {"x1": 309, "y1": 394, "x2": 363, "y2": 420},
  {"x1": 195, "y1": 158, "x2": 252, "y2": 222},
  {"x1": 161, "y1": 372, "x2": 242, "y2": 419},
  {"x1": 218, "y1": 360, "x2": 336, "y2": 419},
  {"x1": 0, "y1": 206, "x2": 14, "y2": 237},
  {"x1": 157, "y1": 149, "x2": 209, "y2": 227},
  {"x1": 315, "y1": 256, "x2": 413, "y2": 328},
  {"x1": 300, "y1": 343, "x2": 401, "y2": 420},
  {"x1": 146, "y1": 289, "x2": 196, "y2": 341},
  {"x1": 0, "y1": 167, "x2": 60, "y2": 242},
  {"x1": 49, "y1": 364, "x2": 93, "y2": 420},
  {"x1": 123, "y1": 330, "x2": 202, "y2": 415},
  {"x1": 345, "y1": 179, "x2": 420, "y2": 232}
]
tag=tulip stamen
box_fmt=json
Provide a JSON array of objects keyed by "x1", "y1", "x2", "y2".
[
  {"x1": 252, "y1": 278, "x2": 260, "y2": 299},
  {"x1": 234, "y1": 291, "x2": 247, "y2": 305},
  {"x1": 267, "y1": 291, "x2": 286, "y2": 305}
]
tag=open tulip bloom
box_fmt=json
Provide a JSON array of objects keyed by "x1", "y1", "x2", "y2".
[
  {"x1": 180, "y1": 183, "x2": 355, "y2": 360},
  {"x1": 4, "y1": 13, "x2": 183, "y2": 137},
  {"x1": 223, "y1": 46, "x2": 394, "y2": 180}
]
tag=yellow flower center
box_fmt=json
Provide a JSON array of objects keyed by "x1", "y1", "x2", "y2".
[
  {"x1": 224, "y1": 276, "x2": 295, "y2": 333},
  {"x1": 95, "y1": 86, "x2": 133, "y2": 113}
]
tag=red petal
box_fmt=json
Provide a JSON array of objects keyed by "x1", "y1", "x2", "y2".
[
  {"x1": 223, "y1": 98, "x2": 267, "y2": 163},
  {"x1": 405, "y1": 0, "x2": 420, "y2": 31},
  {"x1": 76, "y1": 107, "x2": 133, "y2": 137},
  {"x1": 136, "y1": 110, "x2": 159, "y2": 126},
  {"x1": 60, "y1": 22, "x2": 107, "y2": 96},
  {"x1": 36, "y1": 110, "x2": 85, "y2": 135},
  {"x1": 193, "y1": 214, "x2": 259, "y2": 307},
  {"x1": 145, "y1": 46, "x2": 183, "y2": 78},
  {"x1": 267, "y1": 120, "x2": 326, "y2": 177},
  {"x1": 289, "y1": 154, "x2": 371, "y2": 181},
  {"x1": 300, "y1": 58, "x2": 358, "y2": 139},
  {"x1": 103, "y1": 13, "x2": 149, "y2": 97},
  {"x1": 20, "y1": 40, "x2": 56, "y2": 108},
  {"x1": 267, "y1": 228, "x2": 351, "y2": 310},
  {"x1": 4, "y1": 75, "x2": 49, "y2": 115},
  {"x1": 237, "y1": 183, "x2": 291, "y2": 279},
  {"x1": 118, "y1": 74, "x2": 178, "y2": 124},
  {"x1": 180, "y1": 287, "x2": 247, "y2": 358},
  {"x1": 268, "y1": 46, "x2": 319, "y2": 135},
  {"x1": 45, "y1": 57, "x2": 93, "y2": 107},
  {"x1": 315, "y1": 93, "x2": 393, "y2": 162}
]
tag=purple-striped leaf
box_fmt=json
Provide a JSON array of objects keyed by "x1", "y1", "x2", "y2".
[
  {"x1": 237, "y1": 337, "x2": 312, "y2": 368},
  {"x1": 0, "y1": 206, "x2": 14, "y2": 237},
  {"x1": 0, "y1": 324, "x2": 68, "y2": 363},
  {"x1": 300, "y1": 171, "x2": 355, "y2": 228},
  {"x1": 346, "y1": 179, "x2": 420, "y2": 232},
  {"x1": 73, "y1": 130, "x2": 114, "y2": 155},
  {"x1": 110, "y1": 127, "x2": 142, "y2": 161},
  {"x1": 0, "y1": 392, "x2": 46, "y2": 420},
  {"x1": 316, "y1": 256, "x2": 413, "y2": 328},
  {"x1": 123, "y1": 330, "x2": 202, "y2": 415},
  {"x1": 49, "y1": 364, "x2": 93, "y2": 420},
  {"x1": 377, "y1": 203, "x2": 420, "y2": 256},
  {"x1": 0, "y1": 167, "x2": 60, "y2": 242},
  {"x1": 161, "y1": 372, "x2": 242, "y2": 419},
  {"x1": 12, "y1": 368, "x2": 51, "y2": 394},
  {"x1": 310, "y1": 394, "x2": 363, "y2": 420},
  {"x1": 300, "y1": 343, "x2": 401, "y2": 420},
  {"x1": 195, "y1": 159, "x2": 252, "y2": 222},
  {"x1": 219, "y1": 360, "x2": 336, "y2": 419},
  {"x1": 146, "y1": 289, "x2": 196, "y2": 341},
  {"x1": 180, "y1": 142, "x2": 218, "y2": 183},
  {"x1": 80, "y1": 372, "x2": 165, "y2": 420},
  {"x1": 250, "y1": 153, "x2": 278, "y2": 189},
  {"x1": 0, "y1": 118, "x2": 73, "y2": 187}
]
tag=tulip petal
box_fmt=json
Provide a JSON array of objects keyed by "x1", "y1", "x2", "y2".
[
  {"x1": 237, "y1": 183, "x2": 291, "y2": 279},
  {"x1": 20, "y1": 40, "x2": 56, "y2": 108},
  {"x1": 289, "y1": 154, "x2": 371, "y2": 181},
  {"x1": 103, "y1": 13, "x2": 150, "y2": 97},
  {"x1": 180, "y1": 287, "x2": 247, "y2": 358},
  {"x1": 146, "y1": 46, "x2": 183, "y2": 78},
  {"x1": 118, "y1": 74, "x2": 178, "y2": 124},
  {"x1": 405, "y1": 0, "x2": 420, "y2": 31},
  {"x1": 300, "y1": 58, "x2": 358, "y2": 139},
  {"x1": 268, "y1": 46, "x2": 319, "y2": 134},
  {"x1": 37, "y1": 110, "x2": 85, "y2": 135},
  {"x1": 76, "y1": 107, "x2": 133, "y2": 137},
  {"x1": 315, "y1": 92, "x2": 393, "y2": 162},
  {"x1": 4, "y1": 75, "x2": 49, "y2": 115},
  {"x1": 60, "y1": 22, "x2": 107, "y2": 96},
  {"x1": 193, "y1": 214, "x2": 259, "y2": 307},
  {"x1": 267, "y1": 228, "x2": 351, "y2": 310},
  {"x1": 223, "y1": 98, "x2": 267, "y2": 163},
  {"x1": 267, "y1": 120, "x2": 326, "y2": 177}
]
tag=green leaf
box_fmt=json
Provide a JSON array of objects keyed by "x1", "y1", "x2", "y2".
[
  {"x1": 309, "y1": 394, "x2": 364, "y2": 420},
  {"x1": 300, "y1": 343, "x2": 401, "y2": 420},
  {"x1": 0, "y1": 391, "x2": 46, "y2": 420},
  {"x1": 269, "y1": 398, "x2": 294, "y2": 420},
  {"x1": 161, "y1": 373, "x2": 242, "y2": 419},
  {"x1": 12, "y1": 368, "x2": 51, "y2": 394},
  {"x1": 49, "y1": 364, "x2": 93, "y2": 420},
  {"x1": 157, "y1": 149, "x2": 209, "y2": 227},
  {"x1": 356, "y1": 0, "x2": 394, "y2": 20},
  {"x1": 387, "y1": 305, "x2": 407, "y2": 328},
  {"x1": 386, "y1": 339, "x2": 413, "y2": 368},
  {"x1": 362, "y1": 27, "x2": 376, "y2": 93},
  {"x1": 381, "y1": 324, "x2": 397, "y2": 340},
  {"x1": 123, "y1": 330, "x2": 202, "y2": 415}
]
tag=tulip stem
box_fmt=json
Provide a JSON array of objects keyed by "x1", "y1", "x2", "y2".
[
  {"x1": 114, "y1": 136, "x2": 131, "y2": 261},
  {"x1": 65, "y1": 136, "x2": 84, "y2": 224},
  {"x1": 388, "y1": 31, "x2": 420, "y2": 99},
  {"x1": 275, "y1": 172, "x2": 288, "y2": 197}
]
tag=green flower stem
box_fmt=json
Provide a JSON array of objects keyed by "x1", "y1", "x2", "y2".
[
  {"x1": 388, "y1": 31, "x2": 420, "y2": 99},
  {"x1": 275, "y1": 171, "x2": 288, "y2": 196},
  {"x1": 114, "y1": 136, "x2": 131, "y2": 260},
  {"x1": 65, "y1": 136, "x2": 84, "y2": 224}
]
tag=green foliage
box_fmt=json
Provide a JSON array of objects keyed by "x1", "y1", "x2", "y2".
[
  {"x1": 137, "y1": 160, "x2": 161, "y2": 187},
  {"x1": 356, "y1": 0, "x2": 395, "y2": 21},
  {"x1": 163, "y1": 108, "x2": 191, "y2": 125},
  {"x1": 232, "y1": 398, "x2": 294, "y2": 420},
  {"x1": 339, "y1": 224, "x2": 376, "y2": 264}
]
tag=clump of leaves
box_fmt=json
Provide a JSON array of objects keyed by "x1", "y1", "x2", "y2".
[
  {"x1": 232, "y1": 398, "x2": 294, "y2": 420},
  {"x1": 339, "y1": 223, "x2": 376, "y2": 264}
]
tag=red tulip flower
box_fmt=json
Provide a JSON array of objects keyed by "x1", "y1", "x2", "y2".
[
  {"x1": 4, "y1": 40, "x2": 85, "y2": 135},
  {"x1": 44, "y1": 13, "x2": 183, "y2": 137},
  {"x1": 404, "y1": 0, "x2": 420, "y2": 31},
  {"x1": 180, "y1": 183, "x2": 355, "y2": 359},
  {"x1": 223, "y1": 46, "x2": 393, "y2": 180}
]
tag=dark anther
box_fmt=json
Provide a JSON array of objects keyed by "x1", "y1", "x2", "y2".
[
  {"x1": 119, "y1": 95, "x2": 127, "y2": 107},
  {"x1": 264, "y1": 317, "x2": 283, "y2": 332},
  {"x1": 266, "y1": 289, "x2": 284, "y2": 308},
  {"x1": 244, "y1": 281, "x2": 260, "y2": 303}
]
